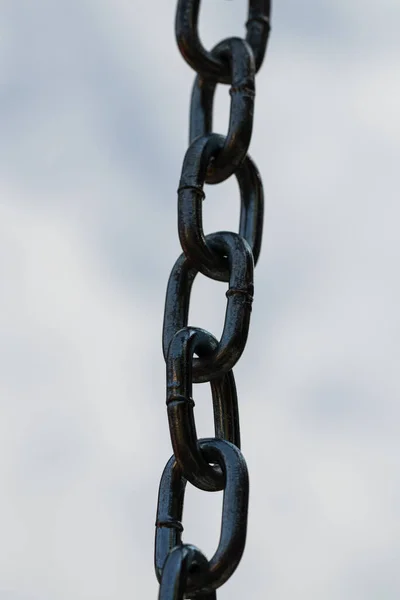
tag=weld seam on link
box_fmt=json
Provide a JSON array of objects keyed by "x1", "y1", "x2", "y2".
[
  {"x1": 166, "y1": 394, "x2": 195, "y2": 409},
  {"x1": 156, "y1": 519, "x2": 184, "y2": 533},
  {"x1": 225, "y1": 286, "x2": 254, "y2": 306},
  {"x1": 229, "y1": 84, "x2": 256, "y2": 97},
  {"x1": 246, "y1": 16, "x2": 271, "y2": 28},
  {"x1": 177, "y1": 185, "x2": 206, "y2": 201}
]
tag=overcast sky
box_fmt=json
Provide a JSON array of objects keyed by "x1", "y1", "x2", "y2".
[{"x1": 1, "y1": 1, "x2": 399, "y2": 599}]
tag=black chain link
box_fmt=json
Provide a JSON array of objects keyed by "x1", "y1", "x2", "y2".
[
  {"x1": 155, "y1": 439, "x2": 249, "y2": 596},
  {"x1": 176, "y1": 0, "x2": 271, "y2": 81},
  {"x1": 189, "y1": 37, "x2": 255, "y2": 184},
  {"x1": 155, "y1": 1, "x2": 271, "y2": 597}
]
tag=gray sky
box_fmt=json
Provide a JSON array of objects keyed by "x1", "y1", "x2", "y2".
[{"x1": 1, "y1": 1, "x2": 399, "y2": 598}]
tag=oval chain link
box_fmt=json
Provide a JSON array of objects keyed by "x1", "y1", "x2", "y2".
[
  {"x1": 178, "y1": 133, "x2": 264, "y2": 281},
  {"x1": 189, "y1": 37, "x2": 255, "y2": 184},
  {"x1": 155, "y1": 1, "x2": 272, "y2": 597},
  {"x1": 176, "y1": 0, "x2": 271, "y2": 82},
  {"x1": 166, "y1": 326, "x2": 240, "y2": 491},
  {"x1": 155, "y1": 439, "x2": 249, "y2": 596},
  {"x1": 163, "y1": 231, "x2": 254, "y2": 383}
]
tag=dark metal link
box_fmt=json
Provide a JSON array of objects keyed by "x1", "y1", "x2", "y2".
[
  {"x1": 167, "y1": 327, "x2": 240, "y2": 492},
  {"x1": 178, "y1": 134, "x2": 264, "y2": 281},
  {"x1": 176, "y1": 0, "x2": 271, "y2": 82},
  {"x1": 190, "y1": 37, "x2": 255, "y2": 184},
  {"x1": 155, "y1": 438, "x2": 249, "y2": 595},
  {"x1": 159, "y1": 544, "x2": 216, "y2": 600},
  {"x1": 163, "y1": 231, "x2": 254, "y2": 384}
]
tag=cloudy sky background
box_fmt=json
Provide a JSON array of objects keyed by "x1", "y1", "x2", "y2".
[{"x1": 1, "y1": 1, "x2": 399, "y2": 598}]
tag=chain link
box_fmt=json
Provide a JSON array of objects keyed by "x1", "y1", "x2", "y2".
[
  {"x1": 176, "y1": 0, "x2": 271, "y2": 81},
  {"x1": 177, "y1": 135, "x2": 264, "y2": 280},
  {"x1": 155, "y1": 439, "x2": 249, "y2": 596},
  {"x1": 155, "y1": 1, "x2": 271, "y2": 597},
  {"x1": 189, "y1": 37, "x2": 255, "y2": 184}
]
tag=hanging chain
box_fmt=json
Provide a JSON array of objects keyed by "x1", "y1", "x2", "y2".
[{"x1": 155, "y1": 1, "x2": 271, "y2": 597}]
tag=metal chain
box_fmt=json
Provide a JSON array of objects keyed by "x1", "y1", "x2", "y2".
[{"x1": 155, "y1": 1, "x2": 271, "y2": 597}]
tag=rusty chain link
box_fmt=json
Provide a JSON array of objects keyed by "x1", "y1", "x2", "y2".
[{"x1": 155, "y1": 1, "x2": 271, "y2": 597}]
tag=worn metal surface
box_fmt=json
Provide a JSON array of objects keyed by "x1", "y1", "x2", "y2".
[
  {"x1": 158, "y1": 545, "x2": 216, "y2": 600},
  {"x1": 166, "y1": 327, "x2": 240, "y2": 491},
  {"x1": 155, "y1": 1, "x2": 271, "y2": 597},
  {"x1": 189, "y1": 37, "x2": 255, "y2": 184},
  {"x1": 178, "y1": 135, "x2": 264, "y2": 280},
  {"x1": 155, "y1": 439, "x2": 249, "y2": 596},
  {"x1": 163, "y1": 231, "x2": 254, "y2": 383},
  {"x1": 176, "y1": 0, "x2": 271, "y2": 80}
]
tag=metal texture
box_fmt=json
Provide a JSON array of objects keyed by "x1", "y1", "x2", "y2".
[
  {"x1": 167, "y1": 327, "x2": 241, "y2": 491},
  {"x1": 163, "y1": 231, "x2": 254, "y2": 383},
  {"x1": 154, "y1": 1, "x2": 271, "y2": 597},
  {"x1": 155, "y1": 439, "x2": 249, "y2": 596},
  {"x1": 190, "y1": 37, "x2": 255, "y2": 184},
  {"x1": 176, "y1": 0, "x2": 271, "y2": 81},
  {"x1": 158, "y1": 545, "x2": 216, "y2": 600},
  {"x1": 178, "y1": 134, "x2": 264, "y2": 280}
]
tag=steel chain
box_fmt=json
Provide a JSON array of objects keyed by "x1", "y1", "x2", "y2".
[{"x1": 155, "y1": 1, "x2": 271, "y2": 597}]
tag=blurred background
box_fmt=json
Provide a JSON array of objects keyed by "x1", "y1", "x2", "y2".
[{"x1": 1, "y1": 1, "x2": 399, "y2": 598}]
